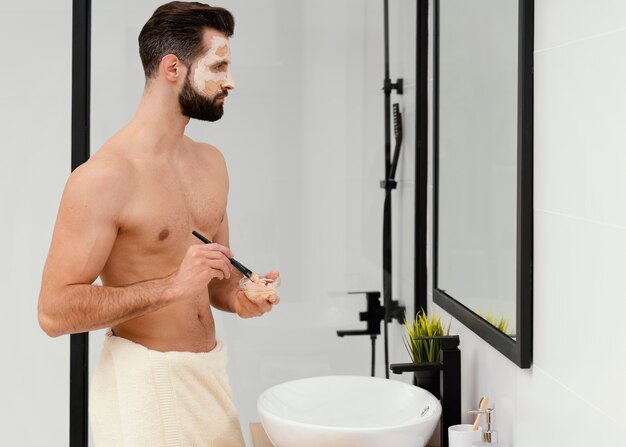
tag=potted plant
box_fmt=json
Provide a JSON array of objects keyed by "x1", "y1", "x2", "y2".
[{"x1": 402, "y1": 309, "x2": 451, "y2": 399}]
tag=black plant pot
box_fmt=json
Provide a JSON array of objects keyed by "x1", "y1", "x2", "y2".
[{"x1": 414, "y1": 368, "x2": 441, "y2": 399}]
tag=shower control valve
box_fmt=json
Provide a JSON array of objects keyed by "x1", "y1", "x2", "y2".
[
  {"x1": 380, "y1": 179, "x2": 398, "y2": 190},
  {"x1": 383, "y1": 77, "x2": 404, "y2": 95}
]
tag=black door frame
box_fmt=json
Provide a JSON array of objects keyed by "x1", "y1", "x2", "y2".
[
  {"x1": 415, "y1": 0, "x2": 429, "y2": 316},
  {"x1": 70, "y1": 0, "x2": 91, "y2": 445}
]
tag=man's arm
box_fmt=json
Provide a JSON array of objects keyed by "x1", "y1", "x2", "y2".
[
  {"x1": 37, "y1": 158, "x2": 175, "y2": 337},
  {"x1": 38, "y1": 158, "x2": 234, "y2": 337},
  {"x1": 202, "y1": 144, "x2": 277, "y2": 317}
]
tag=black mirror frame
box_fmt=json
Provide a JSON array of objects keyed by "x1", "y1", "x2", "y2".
[{"x1": 432, "y1": 0, "x2": 533, "y2": 369}]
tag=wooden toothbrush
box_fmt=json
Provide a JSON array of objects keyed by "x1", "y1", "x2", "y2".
[{"x1": 472, "y1": 396, "x2": 488, "y2": 431}]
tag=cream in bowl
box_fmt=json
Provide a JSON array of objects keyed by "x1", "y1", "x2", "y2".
[{"x1": 239, "y1": 274, "x2": 280, "y2": 301}]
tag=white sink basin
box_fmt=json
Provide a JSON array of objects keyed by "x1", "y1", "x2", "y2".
[{"x1": 257, "y1": 375, "x2": 441, "y2": 447}]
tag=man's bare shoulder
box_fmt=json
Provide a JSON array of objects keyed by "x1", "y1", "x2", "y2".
[
  {"x1": 185, "y1": 137, "x2": 227, "y2": 167},
  {"x1": 63, "y1": 150, "x2": 137, "y2": 210},
  {"x1": 70, "y1": 150, "x2": 134, "y2": 182}
]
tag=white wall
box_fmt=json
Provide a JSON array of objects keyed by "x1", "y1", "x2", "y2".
[
  {"x1": 428, "y1": 1, "x2": 626, "y2": 446},
  {"x1": 0, "y1": 0, "x2": 72, "y2": 444},
  {"x1": 0, "y1": 1, "x2": 416, "y2": 446}
]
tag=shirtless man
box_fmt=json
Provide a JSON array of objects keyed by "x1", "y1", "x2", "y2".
[{"x1": 37, "y1": 3, "x2": 274, "y2": 446}]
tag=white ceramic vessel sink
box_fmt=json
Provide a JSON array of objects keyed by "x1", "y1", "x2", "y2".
[{"x1": 257, "y1": 375, "x2": 441, "y2": 447}]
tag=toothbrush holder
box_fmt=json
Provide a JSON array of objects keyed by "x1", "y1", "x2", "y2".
[{"x1": 448, "y1": 424, "x2": 483, "y2": 447}]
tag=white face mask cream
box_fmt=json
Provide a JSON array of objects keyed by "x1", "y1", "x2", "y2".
[{"x1": 192, "y1": 35, "x2": 235, "y2": 96}]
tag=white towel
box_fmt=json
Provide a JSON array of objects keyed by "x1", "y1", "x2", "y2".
[{"x1": 90, "y1": 332, "x2": 246, "y2": 447}]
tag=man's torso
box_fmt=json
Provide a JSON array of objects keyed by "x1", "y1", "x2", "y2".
[{"x1": 96, "y1": 134, "x2": 227, "y2": 353}]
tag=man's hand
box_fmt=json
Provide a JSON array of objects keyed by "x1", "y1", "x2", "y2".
[
  {"x1": 169, "y1": 243, "x2": 234, "y2": 300},
  {"x1": 233, "y1": 270, "x2": 280, "y2": 318}
]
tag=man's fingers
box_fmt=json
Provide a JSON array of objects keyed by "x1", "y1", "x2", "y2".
[
  {"x1": 265, "y1": 270, "x2": 280, "y2": 280},
  {"x1": 195, "y1": 242, "x2": 233, "y2": 259},
  {"x1": 235, "y1": 290, "x2": 280, "y2": 318},
  {"x1": 206, "y1": 259, "x2": 231, "y2": 279},
  {"x1": 267, "y1": 294, "x2": 280, "y2": 305},
  {"x1": 254, "y1": 298, "x2": 273, "y2": 313}
]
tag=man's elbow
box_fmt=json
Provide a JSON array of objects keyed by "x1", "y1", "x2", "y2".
[
  {"x1": 38, "y1": 295, "x2": 64, "y2": 338},
  {"x1": 38, "y1": 314, "x2": 63, "y2": 338}
]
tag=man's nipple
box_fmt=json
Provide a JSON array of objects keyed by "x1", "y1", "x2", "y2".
[{"x1": 158, "y1": 228, "x2": 170, "y2": 241}]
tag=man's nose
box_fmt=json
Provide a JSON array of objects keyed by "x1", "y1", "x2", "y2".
[{"x1": 222, "y1": 71, "x2": 236, "y2": 90}]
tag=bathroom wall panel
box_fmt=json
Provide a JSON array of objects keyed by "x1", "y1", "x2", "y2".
[
  {"x1": 533, "y1": 209, "x2": 626, "y2": 423},
  {"x1": 516, "y1": 366, "x2": 621, "y2": 447},
  {"x1": 90, "y1": 1, "x2": 149, "y2": 143},
  {"x1": 389, "y1": 5, "x2": 417, "y2": 378},
  {"x1": 392, "y1": 0, "x2": 417, "y2": 370},
  {"x1": 394, "y1": 180, "x2": 417, "y2": 288},
  {"x1": 0, "y1": 4, "x2": 72, "y2": 446},
  {"x1": 534, "y1": 30, "x2": 626, "y2": 229},
  {"x1": 535, "y1": 0, "x2": 626, "y2": 51}
]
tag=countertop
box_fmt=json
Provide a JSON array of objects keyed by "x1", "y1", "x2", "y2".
[
  {"x1": 249, "y1": 423, "x2": 438, "y2": 447},
  {"x1": 249, "y1": 423, "x2": 273, "y2": 447}
]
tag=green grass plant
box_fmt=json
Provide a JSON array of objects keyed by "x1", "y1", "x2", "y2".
[
  {"x1": 482, "y1": 312, "x2": 509, "y2": 334},
  {"x1": 403, "y1": 309, "x2": 451, "y2": 364},
  {"x1": 476, "y1": 310, "x2": 510, "y2": 334}
]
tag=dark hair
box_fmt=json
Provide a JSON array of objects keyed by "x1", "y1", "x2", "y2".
[{"x1": 138, "y1": 1, "x2": 234, "y2": 79}]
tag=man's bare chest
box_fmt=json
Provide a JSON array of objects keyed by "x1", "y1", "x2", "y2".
[{"x1": 107, "y1": 164, "x2": 227, "y2": 272}]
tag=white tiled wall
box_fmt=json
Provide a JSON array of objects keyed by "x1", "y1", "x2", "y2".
[{"x1": 429, "y1": 1, "x2": 626, "y2": 446}]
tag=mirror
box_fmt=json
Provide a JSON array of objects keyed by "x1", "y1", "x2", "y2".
[{"x1": 433, "y1": 0, "x2": 533, "y2": 368}]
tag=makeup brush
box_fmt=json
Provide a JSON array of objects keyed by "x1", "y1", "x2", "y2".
[
  {"x1": 472, "y1": 396, "x2": 489, "y2": 431},
  {"x1": 192, "y1": 230, "x2": 260, "y2": 282}
]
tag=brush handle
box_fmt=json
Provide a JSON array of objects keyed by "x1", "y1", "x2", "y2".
[
  {"x1": 191, "y1": 230, "x2": 252, "y2": 279},
  {"x1": 471, "y1": 397, "x2": 489, "y2": 431},
  {"x1": 192, "y1": 230, "x2": 211, "y2": 244},
  {"x1": 229, "y1": 258, "x2": 253, "y2": 278}
]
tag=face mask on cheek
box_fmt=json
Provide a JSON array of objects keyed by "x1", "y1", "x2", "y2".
[{"x1": 193, "y1": 36, "x2": 234, "y2": 97}]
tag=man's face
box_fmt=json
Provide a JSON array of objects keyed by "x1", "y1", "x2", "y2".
[{"x1": 179, "y1": 31, "x2": 235, "y2": 122}]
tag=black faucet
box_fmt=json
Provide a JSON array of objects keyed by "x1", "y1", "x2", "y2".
[
  {"x1": 337, "y1": 291, "x2": 390, "y2": 377},
  {"x1": 337, "y1": 291, "x2": 385, "y2": 338},
  {"x1": 390, "y1": 335, "x2": 461, "y2": 447}
]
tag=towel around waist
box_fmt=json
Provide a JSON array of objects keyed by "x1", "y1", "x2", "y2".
[
  {"x1": 90, "y1": 330, "x2": 245, "y2": 447},
  {"x1": 104, "y1": 330, "x2": 229, "y2": 372}
]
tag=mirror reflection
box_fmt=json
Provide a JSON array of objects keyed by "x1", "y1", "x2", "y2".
[{"x1": 436, "y1": 0, "x2": 519, "y2": 337}]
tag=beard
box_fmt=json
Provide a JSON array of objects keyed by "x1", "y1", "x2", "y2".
[{"x1": 178, "y1": 76, "x2": 226, "y2": 122}]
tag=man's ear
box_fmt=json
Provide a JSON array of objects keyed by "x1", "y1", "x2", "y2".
[{"x1": 159, "y1": 54, "x2": 184, "y2": 83}]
